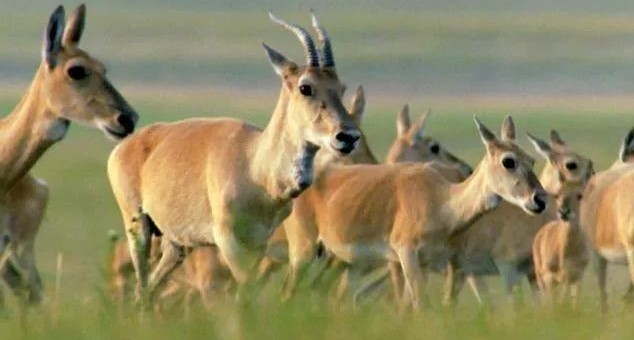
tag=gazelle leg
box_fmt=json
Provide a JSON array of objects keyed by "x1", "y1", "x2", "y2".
[
  {"x1": 443, "y1": 260, "x2": 466, "y2": 306},
  {"x1": 148, "y1": 240, "x2": 186, "y2": 302},
  {"x1": 397, "y1": 247, "x2": 424, "y2": 312},
  {"x1": 593, "y1": 252, "x2": 608, "y2": 311},
  {"x1": 124, "y1": 212, "x2": 152, "y2": 306}
]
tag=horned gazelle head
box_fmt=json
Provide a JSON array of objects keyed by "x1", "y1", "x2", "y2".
[
  {"x1": 475, "y1": 115, "x2": 547, "y2": 215},
  {"x1": 386, "y1": 105, "x2": 473, "y2": 177},
  {"x1": 40, "y1": 4, "x2": 138, "y2": 140},
  {"x1": 264, "y1": 11, "x2": 360, "y2": 156}
]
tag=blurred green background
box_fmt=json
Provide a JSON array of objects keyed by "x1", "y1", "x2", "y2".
[{"x1": 1, "y1": 0, "x2": 634, "y2": 338}]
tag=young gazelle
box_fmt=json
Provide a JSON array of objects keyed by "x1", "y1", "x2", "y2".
[
  {"x1": 0, "y1": 4, "x2": 138, "y2": 304},
  {"x1": 287, "y1": 116, "x2": 546, "y2": 310},
  {"x1": 280, "y1": 105, "x2": 473, "y2": 298},
  {"x1": 108, "y1": 12, "x2": 360, "y2": 305},
  {"x1": 581, "y1": 128, "x2": 634, "y2": 310},
  {"x1": 532, "y1": 183, "x2": 588, "y2": 307},
  {"x1": 444, "y1": 130, "x2": 593, "y2": 306}
]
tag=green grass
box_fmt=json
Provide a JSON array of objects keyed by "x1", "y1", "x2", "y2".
[{"x1": 1, "y1": 0, "x2": 634, "y2": 338}]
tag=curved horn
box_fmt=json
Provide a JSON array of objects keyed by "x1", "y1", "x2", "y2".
[
  {"x1": 310, "y1": 10, "x2": 334, "y2": 67},
  {"x1": 269, "y1": 12, "x2": 319, "y2": 67}
]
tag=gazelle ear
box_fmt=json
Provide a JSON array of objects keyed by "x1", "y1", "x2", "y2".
[
  {"x1": 62, "y1": 4, "x2": 86, "y2": 47},
  {"x1": 500, "y1": 114, "x2": 516, "y2": 141},
  {"x1": 262, "y1": 43, "x2": 297, "y2": 77},
  {"x1": 347, "y1": 86, "x2": 365, "y2": 126},
  {"x1": 474, "y1": 116, "x2": 497, "y2": 148},
  {"x1": 527, "y1": 132, "x2": 553, "y2": 160},
  {"x1": 396, "y1": 104, "x2": 411, "y2": 137},
  {"x1": 619, "y1": 127, "x2": 634, "y2": 162},
  {"x1": 549, "y1": 129, "x2": 566, "y2": 151},
  {"x1": 411, "y1": 109, "x2": 431, "y2": 140},
  {"x1": 42, "y1": 5, "x2": 65, "y2": 68}
]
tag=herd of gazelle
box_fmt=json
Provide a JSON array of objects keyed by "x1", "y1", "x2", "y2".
[{"x1": 0, "y1": 4, "x2": 632, "y2": 313}]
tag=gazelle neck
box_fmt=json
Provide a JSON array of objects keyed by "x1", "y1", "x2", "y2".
[
  {"x1": 253, "y1": 88, "x2": 318, "y2": 201},
  {"x1": 0, "y1": 65, "x2": 69, "y2": 191},
  {"x1": 444, "y1": 161, "x2": 499, "y2": 233}
]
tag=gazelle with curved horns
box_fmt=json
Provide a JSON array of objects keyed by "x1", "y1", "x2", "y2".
[
  {"x1": 294, "y1": 116, "x2": 546, "y2": 310},
  {"x1": 108, "y1": 11, "x2": 360, "y2": 304},
  {"x1": 0, "y1": 4, "x2": 138, "y2": 305}
]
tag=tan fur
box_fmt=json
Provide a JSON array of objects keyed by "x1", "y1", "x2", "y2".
[
  {"x1": 108, "y1": 14, "x2": 361, "y2": 305},
  {"x1": 532, "y1": 184, "x2": 588, "y2": 307},
  {"x1": 279, "y1": 105, "x2": 473, "y2": 298},
  {"x1": 444, "y1": 130, "x2": 593, "y2": 305},
  {"x1": 0, "y1": 5, "x2": 137, "y2": 305},
  {"x1": 581, "y1": 127, "x2": 634, "y2": 309},
  {"x1": 282, "y1": 116, "x2": 545, "y2": 310}
]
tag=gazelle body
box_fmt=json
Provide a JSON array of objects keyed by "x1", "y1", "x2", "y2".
[
  {"x1": 0, "y1": 4, "x2": 138, "y2": 305},
  {"x1": 580, "y1": 128, "x2": 634, "y2": 310},
  {"x1": 108, "y1": 13, "x2": 360, "y2": 305},
  {"x1": 444, "y1": 130, "x2": 593, "y2": 305},
  {"x1": 280, "y1": 105, "x2": 472, "y2": 297},
  {"x1": 283, "y1": 116, "x2": 546, "y2": 310},
  {"x1": 532, "y1": 184, "x2": 588, "y2": 307}
]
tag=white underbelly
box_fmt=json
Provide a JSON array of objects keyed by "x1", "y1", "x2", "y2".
[
  {"x1": 325, "y1": 241, "x2": 397, "y2": 266},
  {"x1": 598, "y1": 246, "x2": 628, "y2": 265}
]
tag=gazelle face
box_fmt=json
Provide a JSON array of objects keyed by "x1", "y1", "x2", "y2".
[
  {"x1": 476, "y1": 116, "x2": 547, "y2": 215},
  {"x1": 41, "y1": 5, "x2": 138, "y2": 140},
  {"x1": 387, "y1": 106, "x2": 472, "y2": 178},
  {"x1": 527, "y1": 130, "x2": 594, "y2": 192},
  {"x1": 265, "y1": 13, "x2": 360, "y2": 157},
  {"x1": 554, "y1": 185, "x2": 584, "y2": 222}
]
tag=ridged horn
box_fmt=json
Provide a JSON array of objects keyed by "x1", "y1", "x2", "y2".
[
  {"x1": 310, "y1": 10, "x2": 334, "y2": 67},
  {"x1": 269, "y1": 12, "x2": 319, "y2": 67}
]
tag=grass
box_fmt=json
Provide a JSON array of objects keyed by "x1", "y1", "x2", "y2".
[{"x1": 1, "y1": 0, "x2": 634, "y2": 338}]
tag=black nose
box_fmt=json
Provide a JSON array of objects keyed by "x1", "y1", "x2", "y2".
[
  {"x1": 533, "y1": 193, "x2": 547, "y2": 213},
  {"x1": 336, "y1": 130, "x2": 360, "y2": 145},
  {"x1": 117, "y1": 113, "x2": 136, "y2": 134},
  {"x1": 558, "y1": 208, "x2": 570, "y2": 221}
]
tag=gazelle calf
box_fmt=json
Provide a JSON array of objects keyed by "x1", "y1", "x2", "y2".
[
  {"x1": 0, "y1": 4, "x2": 137, "y2": 305},
  {"x1": 532, "y1": 184, "x2": 588, "y2": 307},
  {"x1": 444, "y1": 130, "x2": 593, "y2": 306},
  {"x1": 581, "y1": 127, "x2": 634, "y2": 310},
  {"x1": 291, "y1": 116, "x2": 546, "y2": 310},
  {"x1": 108, "y1": 12, "x2": 360, "y2": 305}
]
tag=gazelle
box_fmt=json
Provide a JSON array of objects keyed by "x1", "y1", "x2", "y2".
[
  {"x1": 285, "y1": 116, "x2": 546, "y2": 310},
  {"x1": 580, "y1": 127, "x2": 634, "y2": 310},
  {"x1": 280, "y1": 105, "x2": 473, "y2": 298},
  {"x1": 108, "y1": 12, "x2": 361, "y2": 305},
  {"x1": 0, "y1": 4, "x2": 138, "y2": 304},
  {"x1": 532, "y1": 183, "x2": 588, "y2": 307},
  {"x1": 444, "y1": 130, "x2": 593, "y2": 305}
]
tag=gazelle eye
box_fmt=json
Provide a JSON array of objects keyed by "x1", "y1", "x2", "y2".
[
  {"x1": 299, "y1": 84, "x2": 313, "y2": 96},
  {"x1": 67, "y1": 65, "x2": 88, "y2": 80},
  {"x1": 502, "y1": 157, "x2": 516, "y2": 170},
  {"x1": 430, "y1": 144, "x2": 440, "y2": 154},
  {"x1": 577, "y1": 194, "x2": 583, "y2": 200},
  {"x1": 565, "y1": 161, "x2": 578, "y2": 171}
]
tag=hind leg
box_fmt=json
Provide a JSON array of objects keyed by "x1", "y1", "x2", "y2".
[
  {"x1": 123, "y1": 211, "x2": 152, "y2": 305},
  {"x1": 148, "y1": 239, "x2": 186, "y2": 302}
]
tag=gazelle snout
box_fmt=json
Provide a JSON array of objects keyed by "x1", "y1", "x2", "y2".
[
  {"x1": 557, "y1": 206, "x2": 572, "y2": 221},
  {"x1": 526, "y1": 189, "x2": 547, "y2": 215},
  {"x1": 332, "y1": 129, "x2": 361, "y2": 155}
]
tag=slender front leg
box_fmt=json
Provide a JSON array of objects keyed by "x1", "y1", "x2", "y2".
[
  {"x1": 443, "y1": 260, "x2": 466, "y2": 306},
  {"x1": 389, "y1": 261, "x2": 405, "y2": 309}
]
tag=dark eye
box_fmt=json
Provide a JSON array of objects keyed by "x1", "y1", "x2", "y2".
[
  {"x1": 577, "y1": 194, "x2": 583, "y2": 200},
  {"x1": 565, "y1": 161, "x2": 578, "y2": 171},
  {"x1": 502, "y1": 157, "x2": 516, "y2": 170},
  {"x1": 67, "y1": 65, "x2": 88, "y2": 80},
  {"x1": 430, "y1": 144, "x2": 440, "y2": 154},
  {"x1": 299, "y1": 84, "x2": 313, "y2": 96}
]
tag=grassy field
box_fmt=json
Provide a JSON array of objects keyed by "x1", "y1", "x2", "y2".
[{"x1": 1, "y1": 0, "x2": 634, "y2": 338}]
